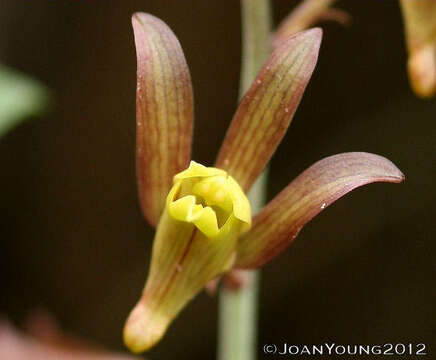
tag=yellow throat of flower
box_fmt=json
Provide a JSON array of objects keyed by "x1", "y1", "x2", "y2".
[{"x1": 166, "y1": 161, "x2": 251, "y2": 237}]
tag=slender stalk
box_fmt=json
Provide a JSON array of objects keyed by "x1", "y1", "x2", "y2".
[
  {"x1": 239, "y1": 0, "x2": 272, "y2": 96},
  {"x1": 217, "y1": 1, "x2": 271, "y2": 359},
  {"x1": 273, "y1": 0, "x2": 349, "y2": 47},
  {"x1": 277, "y1": 0, "x2": 336, "y2": 36}
]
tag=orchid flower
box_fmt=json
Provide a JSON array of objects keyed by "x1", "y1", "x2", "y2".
[
  {"x1": 123, "y1": 13, "x2": 404, "y2": 353},
  {"x1": 400, "y1": 0, "x2": 436, "y2": 97}
]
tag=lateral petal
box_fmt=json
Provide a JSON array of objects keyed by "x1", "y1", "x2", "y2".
[{"x1": 235, "y1": 152, "x2": 405, "y2": 268}]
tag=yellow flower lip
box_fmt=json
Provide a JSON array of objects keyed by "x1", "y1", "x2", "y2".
[
  {"x1": 166, "y1": 161, "x2": 251, "y2": 238},
  {"x1": 174, "y1": 161, "x2": 227, "y2": 180}
]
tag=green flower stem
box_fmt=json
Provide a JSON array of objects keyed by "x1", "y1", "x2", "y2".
[
  {"x1": 238, "y1": 0, "x2": 272, "y2": 97},
  {"x1": 217, "y1": 1, "x2": 271, "y2": 359}
]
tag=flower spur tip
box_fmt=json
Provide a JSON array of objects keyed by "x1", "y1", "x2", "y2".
[{"x1": 123, "y1": 301, "x2": 169, "y2": 353}]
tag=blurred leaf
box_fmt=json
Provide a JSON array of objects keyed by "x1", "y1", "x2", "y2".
[{"x1": 0, "y1": 64, "x2": 49, "y2": 137}]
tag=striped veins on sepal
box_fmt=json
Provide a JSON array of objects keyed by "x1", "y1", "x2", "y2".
[{"x1": 124, "y1": 12, "x2": 404, "y2": 353}]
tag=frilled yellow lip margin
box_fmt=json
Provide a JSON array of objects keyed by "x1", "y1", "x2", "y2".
[{"x1": 167, "y1": 161, "x2": 251, "y2": 238}]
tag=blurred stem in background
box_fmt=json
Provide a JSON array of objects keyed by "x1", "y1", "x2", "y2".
[
  {"x1": 0, "y1": 64, "x2": 49, "y2": 137},
  {"x1": 217, "y1": 0, "x2": 271, "y2": 359}
]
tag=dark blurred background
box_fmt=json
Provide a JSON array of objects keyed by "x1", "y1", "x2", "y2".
[{"x1": 0, "y1": 0, "x2": 434, "y2": 359}]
